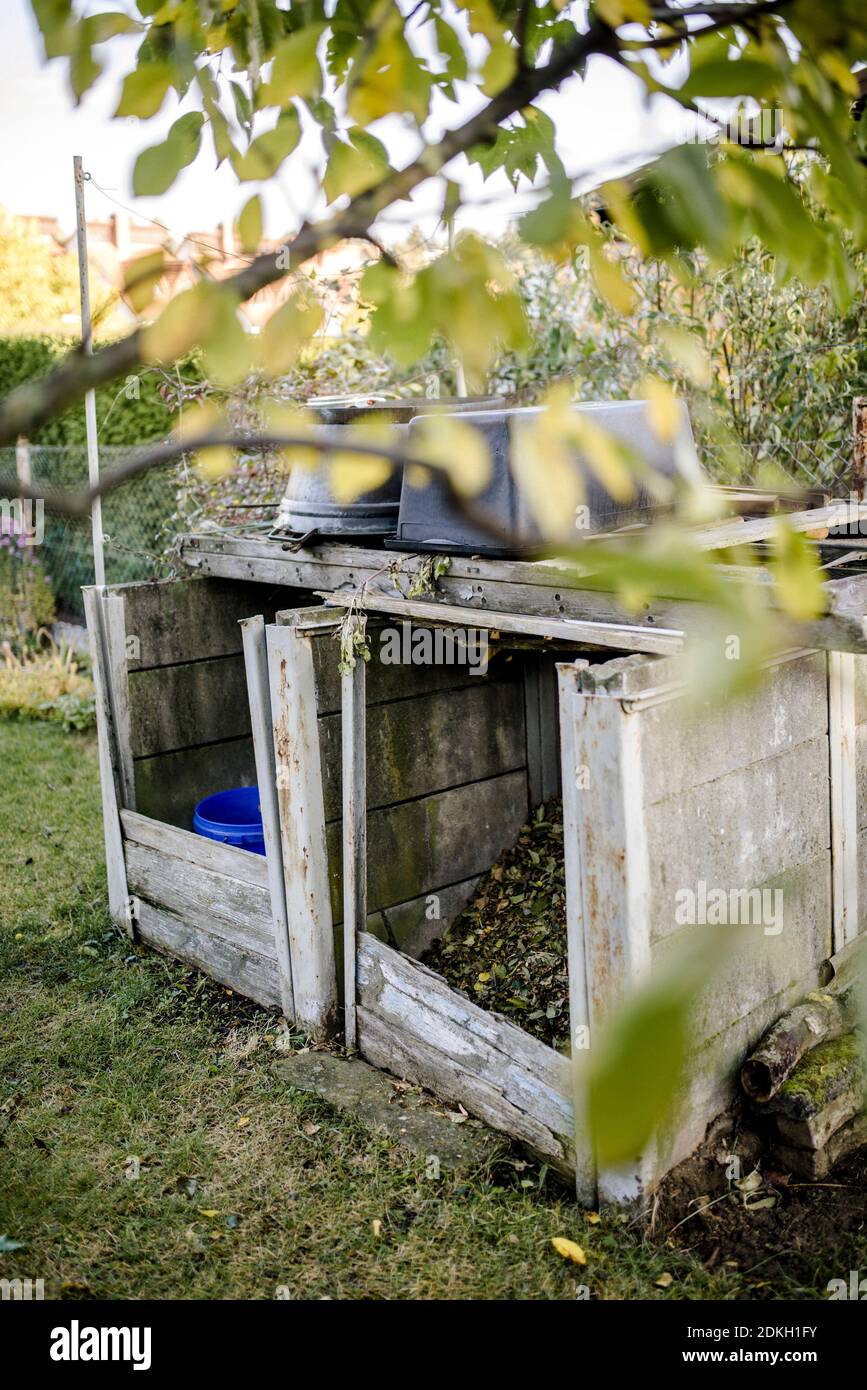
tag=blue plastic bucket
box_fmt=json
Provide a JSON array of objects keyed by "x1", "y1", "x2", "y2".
[{"x1": 193, "y1": 787, "x2": 266, "y2": 856}]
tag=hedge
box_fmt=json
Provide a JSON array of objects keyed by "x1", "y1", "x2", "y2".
[{"x1": 0, "y1": 335, "x2": 201, "y2": 448}]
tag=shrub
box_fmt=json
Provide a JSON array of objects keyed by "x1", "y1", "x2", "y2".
[{"x1": 0, "y1": 635, "x2": 95, "y2": 731}]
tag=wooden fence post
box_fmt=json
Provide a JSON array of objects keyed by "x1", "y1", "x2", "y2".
[
  {"x1": 557, "y1": 660, "x2": 654, "y2": 1206},
  {"x1": 266, "y1": 619, "x2": 338, "y2": 1040},
  {"x1": 83, "y1": 585, "x2": 133, "y2": 938},
  {"x1": 240, "y1": 615, "x2": 296, "y2": 1022}
]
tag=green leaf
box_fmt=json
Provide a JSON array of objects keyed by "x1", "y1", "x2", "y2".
[
  {"x1": 323, "y1": 130, "x2": 391, "y2": 203},
  {"x1": 133, "y1": 111, "x2": 204, "y2": 196},
  {"x1": 231, "y1": 109, "x2": 301, "y2": 181},
  {"x1": 261, "y1": 24, "x2": 325, "y2": 105},
  {"x1": 586, "y1": 936, "x2": 721, "y2": 1167},
  {"x1": 115, "y1": 61, "x2": 174, "y2": 118},
  {"x1": 259, "y1": 296, "x2": 324, "y2": 375},
  {"x1": 680, "y1": 57, "x2": 780, "y2": 101},
  {"x1": 237, "y1": 194, "x2": 263, "y2": 254}
]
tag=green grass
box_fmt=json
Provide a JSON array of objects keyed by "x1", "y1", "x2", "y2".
[{"x1": 0, "y1": 722, "x2": 848, "y2": 1301}]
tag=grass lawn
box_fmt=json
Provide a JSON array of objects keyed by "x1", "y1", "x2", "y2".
[{"x1": 0, "y1": 720, "x2": 859, "y2": 1301}]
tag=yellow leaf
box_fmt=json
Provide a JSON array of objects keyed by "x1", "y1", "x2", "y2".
[
  {"x1": 236, "y1": 1115, "x2": 251, "y2": 1127},
  {"x1": 198, "y1": 1209, "x2": 220, "y2": 1219},
  {"x1": 551, "y1": 1236, "x2": 587, "y2": 1266},
  {"x1": 410, "y1": 414, "x2": 492, "y2": 498},
  {"x1": 195, "y1": 446, "x2": 234, "y2": 480},
  {"x1": 584, "y1": 1211, "x2": 601, "y2": 1224},
  {"x1": 372, "y1": 1218, "x2": 383, "y2": 1237},
  {"x1": 259, "y1": 296, "x2": 323, "y2": 376},
  {"x1": 655, "y1": 1271, "x2": 674, "y2": 1288},
  {"x1": 142, "y1": 284, "x2": 215, "y2": 364},
  {"x1": 236, "y1": 194, "x2": 263, "y2": 254},
  {"x1": 261, "y1": 401, "x2": 321, "y2": 471},
  {"x1": 657, "y1": 324, "x2": 712, "y2": 389},
  {"x1": 481, "y1": 37, "x2": 517, "y2": 96},
  {"x1": 510, "y1": 408, "x2": 584, "y2": 541},
  {"x1": 329, "y1": 454, "x2": 392, "y2": 503},
  {"x1": 175, "y1": 398, "x2": 223, "y2": 443},
  {"x1": 595, "y1": 0, "x2": 650, "y2": 23},
  {"x1": 639, "y1": 376, "x2": 681, "y2": 444},
  {"x1": 123, "y1": 249, "x2": 165, "y2": 314},
  {"x1": 589, "y1": 245, "x2": 636, "y2": 315}
]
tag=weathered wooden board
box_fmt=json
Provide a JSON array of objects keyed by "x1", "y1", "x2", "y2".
[
  {"x1": 356, "y1": 933, "x2": 580, "y2": 1185},
  {"x1": 651, "y1": 850, "x2": 832, "y2": 1041},
  {"x1": 646, "y1": 736, "x2": 831, "y2": 942},
  {"x1": 133, "y1": 736, "x2": 256, "y2": 829},
  {"x1": 380, "y1": 875, "x2": 482, "y2": 958},
  {"x1": 318, "y1": 679, "x2": 526, "y2": 819},
  {"x1": 83, "y1": 586, "x2": 132, "y2": 936},
  {"x1": 651, "y1": 958, "x2": 831, "y2": 1186},
  {"x1": 128, "y1": 654, "x2": 251, "y2": 758},
  {"x1": 135, "y1": 901, "x2": 280, "y2": 1009},
  {"x1": 325, "y1": 770, "x2": 528, "y2": 920},
  {"x1": 125, "y1": 841, "x2": 275, "y2": 956},
  {"x1": 308, "y1": 631, "x2": 519, "y2": 717},
  {"x1": 119, "y1": 576, "x2": 304, "y2": 671},
  {"x1": 320, "y1": 589, "x2": 684, "y2": 655},
  {"x1": 341, "y1": 650, "x2": 366, "y2": 1048},
  {"x1": 240, "y1": 615, "x2": 296, "y2": 1021},
  {"x1": 180, "y1": 533, "x2": 867, "y2": 653},
  {"x1": 267, "y1": 620, "x2": 339, "y2": 1040},
  {"x1": 636, "y1": 653, "x2": 828, "y2": 805},
  {"x1": 120, "y1": 808, "x2": 269, "y2": 888},
  {"x1": 830, "y1": 652, "x2": 859, "y2": 950}
]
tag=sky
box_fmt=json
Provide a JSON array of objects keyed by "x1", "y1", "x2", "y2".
[{"x1": 0, "y1": 0, "x2": 691, "y2": 247}]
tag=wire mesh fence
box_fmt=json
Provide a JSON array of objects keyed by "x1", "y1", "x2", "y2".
[{"x1": 1, "y1": 445, "x2": 180, "y2": 623}]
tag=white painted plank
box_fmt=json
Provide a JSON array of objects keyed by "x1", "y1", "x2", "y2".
[
  {"x1": 136, "y1": 901, "x2": 281, "y2": 1009},
  {"x1": 83, "y1": 585, "x2": 133, "y2": 937},
  {"x1": 317, "y1": 589, "x2": 684, "y2": 655},
  {"x1": 266, "y1": 621, "x2": 339, "y2": 1040},
  {"x1": 355, "y1": 934, "x2": 583, "y2": 1187},
  {"x1": 557, "y1": 661, "x2": 595, "y2": 1205},
  {"x1": 829, "y1": 651, "x2": 859, "y2": 950},
  {"x1": 125, "y1": 841, "x2": 275, "y2": 955},
  {"x1": 120, "y1": 808, "x2": 270, "y2": 888},
  {"x1": 241, "y1": 615, "x2": 295, "y2": 1021}
]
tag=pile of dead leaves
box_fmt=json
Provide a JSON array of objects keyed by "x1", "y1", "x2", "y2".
[{"x1": 423, "y1": 801, "x2": 569, "y2": 1049}]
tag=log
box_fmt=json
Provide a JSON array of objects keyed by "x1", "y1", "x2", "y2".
[
  {"x1": 740, "y1": 990, "x2": 855, "y2": 1102},
  {"x1": 762, "y1": 1034, "x2": 865, "y2": 1150}
]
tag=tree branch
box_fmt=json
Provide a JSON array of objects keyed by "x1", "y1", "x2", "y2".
[
  {"x1": 0, "y1": 0, "x2": 793, "y2": 449},
  {"x1": 0, "y1": 429, "x2": 517, "y2": 548},
  {"x1": 0, "y1": 18, "x2": 618, "y2": 446}
]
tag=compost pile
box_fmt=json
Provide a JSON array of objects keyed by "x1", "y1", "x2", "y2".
[{"x1": 423, "y1": 800, "x2": 569, "y2": 1049}]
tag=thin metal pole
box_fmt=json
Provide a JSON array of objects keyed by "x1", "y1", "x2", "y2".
[{"x1": 73, "y1": 155, "x2": 105, "y2": 587}]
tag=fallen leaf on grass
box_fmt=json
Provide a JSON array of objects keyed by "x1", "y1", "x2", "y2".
[
  {"x1": 303, "y1": 1122, "x2": 321, "y2": 1136},
  {"x1": 584, "y1": 1211, "x2": 601, "y2": 1225},
  {"x1": 198, "y1": 1209, "x2": 220, "y2": 1219},
  {"x1": 655, "y1": 1272, "x2": 674, "y2": 1288},
  {"x1": 551, "y1": 1236, "x2": 587, "y2": 1266},
  {"x1": 236, "y1": 1115, "x2": 250, "y2": 1128},
  {"x1": 372, "y1": 1219, "x2": 383, "y2": 1238}
]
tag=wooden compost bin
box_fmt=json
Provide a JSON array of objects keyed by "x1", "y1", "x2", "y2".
[{"x1": 86, "y1": 529, "x2": 867, "y2": 1208}]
